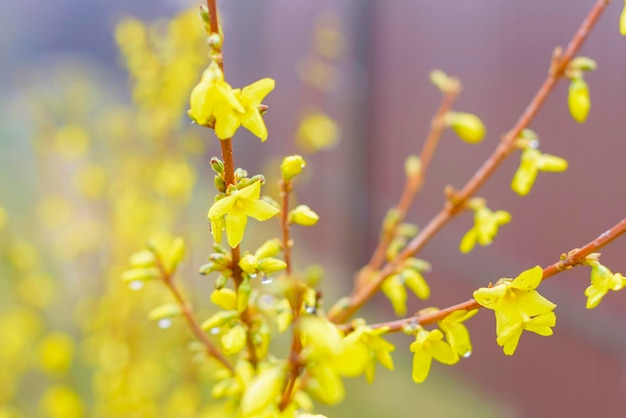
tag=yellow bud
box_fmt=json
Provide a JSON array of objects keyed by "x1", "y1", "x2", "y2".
[
  {"x1": 569, "y1": 56, "x2": 597, "y2": 72},
  {"x1": 568, "y1": 78, "x2": 590, "y2": 123},
  {"x1": 447, "y1": 112, "x2": 486, "y2": 144},
  {"x1": 254, "y1": 238, "x2": 282, "y2": 259},
  {"x1": 620, "y1": 1, "x2": 626, "y2": 36},
  {"x1": 129, "y1": 250, "x2": 156, "y2": 268},
  {"x1": 404, "y1": 155, "x2": 422, "y2": 179},
  {"x1": 281, "y1": 155, "x2": 307, "y2": 180},
  {"x1": 120, "y1": 267, "x2": 160, "y2": 283},
  {"x1": 239, "y1": 254, "x2": 258, "y2": 274},
  {"x1": 429, "y1": 69, "x2": 454, "y2": 92},
  {"x1": 257, "y1": 257, "x2": 287, "y2": 274},
  {"x1": 210, "y1": 288, "x2": 237, "y2": 310},
  {"x1": 402, "y1": 269, "x2": 430, "y2": 300},
  {"x1": 220, "y1": 324, "x2": 247, "y2": 355},
  {"x1": 290, "y1": 205, "x2": 319, "y2": 226},
  {"x1": 148, "y1": 303, "x2": 182, "y2": 321},
  {"x1": 200, "y1": 310, "x2": 238, "y2": 331},
  {"x1": 381, "y1": 275, "x2": 407, "y2": 316},
  {"x1": 239, "y1": 368, "x2": 284, "y2": 417},
  {"x1": 166, "y1": 237, "x2": 185, "y2": 273}
]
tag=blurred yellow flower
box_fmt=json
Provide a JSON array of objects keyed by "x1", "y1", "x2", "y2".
[
  {"x1": 584, "y1": 263, "x2": 626, "y2": 309},
  {"x1": 460, "y1": 206, "x2": 511, "y2": 253}
]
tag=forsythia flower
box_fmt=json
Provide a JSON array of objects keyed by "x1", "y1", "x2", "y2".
[
  {"x1": 511, "y1": 147, "x2": 568, "y2": 196},
  {"x1": 473, "y1": 266, "x2": 557, "y2": 355},
  {"x1": 438, "y1": 309, "x2": 477, "y2": 358},
  {"x1": 188, "y1": 61, "x2": 243, "y2": 127},
  {"x1": 460, "y1": 206, "x2": 511, "y2": 253},
  {"x1": 189, "y1": 62, "x2": 275, "y2": 141},
  {"x1": 217, "y1": 78, "x2": 275, "y2": 141},
  {"x1": 208, "y1": 181, "x2": 280, "y2": 248},
  {"x1": 339, "y1": 325, "x2": 395, "y2": 383},
  {"x1": 584, "y1": 263, "x2": 626, "y2": 309},
  {"x1": 410, "y1": 329, "x2": 457, "y2": 383}
]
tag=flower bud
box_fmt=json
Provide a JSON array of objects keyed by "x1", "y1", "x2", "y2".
[
  {"x1": 221, "y1": 324, "x2": 247, "y2": 355},
  {"x1": 281, "y1": 155, "x2": 307, "y2": 180},
  {"x1": 430, "y1": 69, "x2": 453, "y2": 92},
  {"x1": 568, "y1": 78, "x2": 590, "y2": 123},
  {"x1": 254, "y1": 239, "x2": 282, "y2": 259},
  {"x1": 257, "y1": 257, "x2": 287, "y2": 274},
  {"x1": 447, "y1": 112, "x2": 486, "y2": 144},
  {"x1": 569, "y1": 56, "x2": 597, "y2": 72},
  {"x1": 166, "y1": 236, "x2": 185, "y2": 273},
  {"x1": 237, "y1": 279, "x2": 251, "y2": 313},
  {"x1": 148, "y1": 303, "x2": 182, "y2": 321},
  {"x1": 210, "y1": 288, "x2": 237, "y2": 310},
  {"x1": 404, "y1": 155, "x2": 422, "y2": 179},
  {"x1": 200, "y1": 310, "x2": 238, "y2": 331},
  {"x1": 289, "y1": 205, "x2": 319, "y2": 226},
  {"x1": 239, "y1": 254, "x2": 258, "y2": 274},
  {"x1": 210, "y1": 157, "x2": 224, "y2": 174},
  {"x1": 621, "y1": 2, "x2": 626, "y2": 36}
]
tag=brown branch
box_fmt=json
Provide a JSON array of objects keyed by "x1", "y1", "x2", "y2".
[
  {"x1": 328, "y1": 0, "x2": 611, "y2": 324},
  {"x1": 206, "y1": 0, "x2": 258, "y2": 367},
  {"x1": 359, "y1": 84, "x2": 461, "y2": 284},
  {"x1": 342, "y1": 216, "x2": 626, "y2": 333},
  {"x1": 155, "y1": 257, "x2": 234, "y2": 373},
  {"x1": 280, "y1": 179, "x2": 293, "y2": 276}
]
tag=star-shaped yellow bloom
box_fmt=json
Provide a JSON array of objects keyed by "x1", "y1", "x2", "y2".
[
  {"x1": 339, "y1": 325, "x2": 395, "y2": 383},
  {"x1": 188, "y1": 61, "x2": 244, "y2": 127},
  {"x1": 215, "y1": 78, "x2": 275, "y2": 141},
  {"x1": 410, "y1": 329, "x2": 457, "y2": 383},
  {"x1": 460, "y1": 206, "x2": 511, "y2": 253},
  {"x1": 584, "y1": 263, "x2": 626, "y2": 309},
  {"x1": 511, "y1": 147, "x2": 567, "y2": 196},
  {"x1": 438, "y1": 309, "x2": 477, "y2": 358},
  {"x1": 473, "y1": 266, "x2": 557, "y2": 355},
  {"x1": 208, "y1": 181, "x2": 279, "y2": 248}
]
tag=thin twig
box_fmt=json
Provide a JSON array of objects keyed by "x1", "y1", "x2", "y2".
[
  {"x1": 357, "y1": 83, "x2": 461, "y2": 288},
  {"x1": 155, "y1": 257, "x2": 234, "y2": 373},
  {"x1": 341, "y1": 216, "x2": 626, "y2": 333},
  {"x1": 328, "y1": 0, "x2": 612, "y2": 324}
]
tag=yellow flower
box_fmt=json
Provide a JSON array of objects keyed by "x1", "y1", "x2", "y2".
[
  {"x1": 410, "y1": 329, "x2": 457, "y2": 383},
  {"x1": 511, "y1": 147, "x2": 567, "y2": 196},
  {"x1": 216, "y1": 78, "x2": 275, "y2": 141},
  {"x1": 339, "y1": 325, "x2": 395, "y2": 383},
  {"x1": 460, "y1": 206, "x2": 511, "y2": 253},
  {"x1": 495, "y1": 311, "x2": 556, "y2": 355},
  {"x1": 208, "y1": 181, "x2": 280, "y2": 248},
  {"x1": 438, "y1": 309, "x2": 477, "y2": 358},
  {"x1": 584, "y1": 263, "x2": 626, "y2": 309},
  {"x1": 188, "y1": 61, "x2": 244, "y2": 127},
  {"x1": 473, "y1": 266, "x2": 557, "y2": 355}
]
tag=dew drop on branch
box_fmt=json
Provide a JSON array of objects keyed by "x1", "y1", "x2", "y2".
[
  {"x1": 462, "y1": 351, "x2": 472, "y2": 358},
  {"x1": 209, "y1": 327, "x2": 221, "y2": 335}
]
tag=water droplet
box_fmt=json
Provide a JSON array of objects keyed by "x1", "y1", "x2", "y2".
[
  {"x1": 305, "y1": 305, "x2": 316, "y2": 314},
  {"x1": 249, "y1": 273, "x2": 258, "y2": 279},
  {"x1": 128, "y1": 281, "x2": 144, "y2": 291},
  {"x1": 529, "y1": 140, "x2": 540, "y2": 149},
  {"x1": 258, "y1": 294, "x2": 274, "y2": 309},
  {"x1": 209, "y1": 327, "x2": 221, "y2": 335},
  {"x1": 261, "y1": 275, "x2": 273, "y2": 285},
  {"x1": 462, "y1": 351, "x2": 472, "y2": 358},
  {"x1": 158, "y1": 318, "x2": 172, "y2": 329}
]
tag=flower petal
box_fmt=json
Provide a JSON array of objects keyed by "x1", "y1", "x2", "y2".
[
  {"x1": 240, "y1": 78, "x2": 275, "y2": 106},
  {"x1": 511, "y1": 265, "x2": 543, "y2": 290},
  {"x1": 208, "y1": 195, "x2": 236, "y2": 219},
  {"x1": 242, "y1": 199, "x2": 280, "y2": 221},
  {"x1": 225, "y1": 204, "x2": 248, "y2": 248},
  {"x1": 411, "y1": 351, "x2": 433, "y2": 383}
]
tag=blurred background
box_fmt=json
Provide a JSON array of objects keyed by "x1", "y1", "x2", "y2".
[{"x1": 1, "y1": 0, "x2": 625, "y2": 417}]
